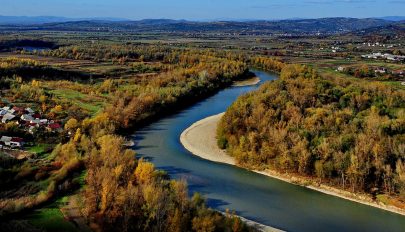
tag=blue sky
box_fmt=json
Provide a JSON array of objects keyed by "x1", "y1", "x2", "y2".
[{"x1": 1, "y1": 0, "x2": 404, "y2": 20}]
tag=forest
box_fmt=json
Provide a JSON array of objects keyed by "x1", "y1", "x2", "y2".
[{"x1": 218, "y1": 64, "x2": 405, "y2": 201}]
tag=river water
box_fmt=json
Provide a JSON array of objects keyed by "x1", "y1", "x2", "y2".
[{"x1": 132, "y1": 70, "x2": 405, "y2": 232}]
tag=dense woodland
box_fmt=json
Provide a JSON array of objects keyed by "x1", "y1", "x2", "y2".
[{"x1": 218, "y1": 64, "x2": 405, "y2": 199}]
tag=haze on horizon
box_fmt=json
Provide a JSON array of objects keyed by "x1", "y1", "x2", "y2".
[{"x1": 1, "y1": 0, "x2": 404, "y2": 21}]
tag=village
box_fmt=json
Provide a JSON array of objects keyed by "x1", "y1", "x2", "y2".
[
  {"x1": 0, "y1": 104, "x2": 63, "y2": 156},
  {"x1": 361, "y1": 52, "x2": 405, "y2": 62}
]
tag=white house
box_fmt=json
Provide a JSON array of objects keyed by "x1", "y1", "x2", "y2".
[
  {"x1": 2, "y1": 113, "x2": 15, "y2": 123},
  {"x1": 375, "y1": 67, "x2": 387, "y2": 74},
  {"x1": 25, "y1": 107, "x2": 35, "y2": 115},
  {"x1": 31, "y1": 119, "x2": 41, "y2": 124},
  {"x1": 21, "y1": 114, "x2": 34, "y2": 122},
  {"x1": 0, "y1": 136, "x2": 24, "y2": 148}
]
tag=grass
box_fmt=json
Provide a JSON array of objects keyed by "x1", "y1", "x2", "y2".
[
  {"x1": 385, "y1": 81, "x2": 405, "y2": 90},
  {"x1": 50, "y1": 89, "x2": 105, "y2": 116},
  {"x1": 23, "y1": 197, "x2": 78, "y2": 232},
  {"x1": 27, "y1": 143, "x2": 52, "y2": 155},
  {"x1": 320, "y1": 67, "x2": 405, "y2": 90}
]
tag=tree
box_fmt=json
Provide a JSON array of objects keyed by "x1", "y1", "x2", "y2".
[{"x1": 65, "y1": 118, "x2": 79, "y2": 131}]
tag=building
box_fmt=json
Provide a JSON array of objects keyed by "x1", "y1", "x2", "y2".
[
  {"x1": 393, "y1": 70, "x2": 404, "y2": 76},
  {"x1": 12, "y1": 106, "x2": 25, "y2": 115},
  {"x1": 0, "y1": 136, "x2": 24, "y2": 148},
  {"x1": 25, "y1": 107, "x2": 35, "y2": 115},
  {"x1": 1, "y1": 113, "x2": 16, "y2": 123},
  {"x1": 21, "y1": 114, "x2": 34, "y2": 122},
  {"x1": 337, "y1": 66, "x2": 345, "y2": 72},
  {"x1": 47, "y1": 123, "x2": 62, "y2": 133},
  {"x1": 375, "y1": 67, "x2": 387, "y2": 74}
]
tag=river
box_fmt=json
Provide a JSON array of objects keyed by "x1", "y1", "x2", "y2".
[{"x1": 132, "y1": 70, "x2": 405, "y2": 232}]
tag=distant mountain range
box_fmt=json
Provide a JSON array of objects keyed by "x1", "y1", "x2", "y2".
[
  {"x1": 0, "y1": 15, "x2": 404, "y2": 25},
  {"x1": 0, "y1": 16, "x2": 403, "y2": 35},
  {"x1": 0, "y1": 15, "x2": 128, "y2": 25},
  {"x1": 376, "y1": 16, "x2": 405, "y2": 22}
]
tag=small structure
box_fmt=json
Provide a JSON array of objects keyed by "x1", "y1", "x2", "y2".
[
  {"x1": 21, "y1": 114, "x2": 34, "y2": 122},
  {"x1": 12, "y1": 106, "x2": 25, "y2": 115},
  {"x1": 1, "y1": 113, "x2": 16, "y2": 123},
  {"x1": 375, "y1": 67, "x2": 387, "y2": 74},
  {"x1": 25, "y1": 107, "x2": 35, "y2": 115},
  {"x1": 393, "y1": 70, "x2": 404, "y2": 76},
  {"x1": 47, "y1": 123, "x2": 62, "y2": 133},
  {"x1": 39, "y1": 119, "x2": 48, "y2": 125},
  {"x1": 0, "y1": 136, "x2": 24, "y2": 148}
]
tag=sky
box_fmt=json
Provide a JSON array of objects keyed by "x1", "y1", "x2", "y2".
[{"x1": 1, "y1": 0, "x2": 404, "y2": 20}]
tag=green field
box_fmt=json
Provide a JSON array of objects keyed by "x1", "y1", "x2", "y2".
[{"x1": 23, "y1": 197, "x2": 78, "y2": 232}]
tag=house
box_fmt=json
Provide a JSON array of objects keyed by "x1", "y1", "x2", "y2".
[
  {"x1": 25, "y1": 107, "x2": 35, "y2": 115},
  {"x1": 392, "y1": 70, "x2": 404, "y2": 76},
  {"x1": 0, "y1": 136, "x2": 24, "y2": 148},
  {"x1": 2, "y1": 113, "x2": 16, "y2": 123},
  {"x1": 12, "y1": 106, "x2": 25, "y2": 115},
  {"x1": 375, "y1": 67, "x2": 387, "y2": 74},
  {"x1": 31, "y1": 119, "x2": 41, "y2": 124},
  {"x1": 10, "y1": 137, "x2": 24, "y2": 147},
  {"x1": 47, "y1": 123, "x2": 62, "y2": 133},
  {"x1": 1, "y1": 106, "x2": 15, "y2": 115},
  {"x1": 39, "y1": 119, "x2": 48, "y2": 125},
  {"x1": 0, "y1": 136, "x2": 12, "y2": 145},
  {"x1": 337, "y1": 66, "x2": 345, "y2": 72},
  {"x1": 21, "y1": 114, "x2": 34, "y2": 122}
]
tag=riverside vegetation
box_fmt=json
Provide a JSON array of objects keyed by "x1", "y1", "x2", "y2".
[{"x1": 218, "y1": 64, "x2": 405, "y2": 208}]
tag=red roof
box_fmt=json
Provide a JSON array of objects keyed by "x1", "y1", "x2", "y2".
[
  {"x1": 48, "y1": 123, "x2": 61, "y2": 129},
  {"x1": 11, "y1": 137, "x2": 24, "y2": 142},
  {"x1": 12, "y1": 106, "x2": 24, "y2": 112},
  {"x1": 32, "y1": 113, "x2": 41, "y2": 119}
]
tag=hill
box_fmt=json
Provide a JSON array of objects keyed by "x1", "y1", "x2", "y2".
[{"x1": 0, "y1": 17, "x2": 395, "y2": 35}]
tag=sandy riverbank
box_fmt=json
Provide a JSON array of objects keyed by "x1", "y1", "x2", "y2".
[
  {"x1": 180, "y1": 113, "x2": 405, "y2": 218},
  {"x1": 233, "y1": 76, "x2": 261, "y2": 87}
]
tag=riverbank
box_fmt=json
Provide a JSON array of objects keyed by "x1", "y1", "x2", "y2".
[
  {"x1": 232, "y1": 76, "x2": 261, "y2": 87},
  {"x1": 233, "y1": 214, "x2": 284, "y2": 232},
  {"x1": 180, "y1": 113, "x2": 405, "y2": 217}
]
